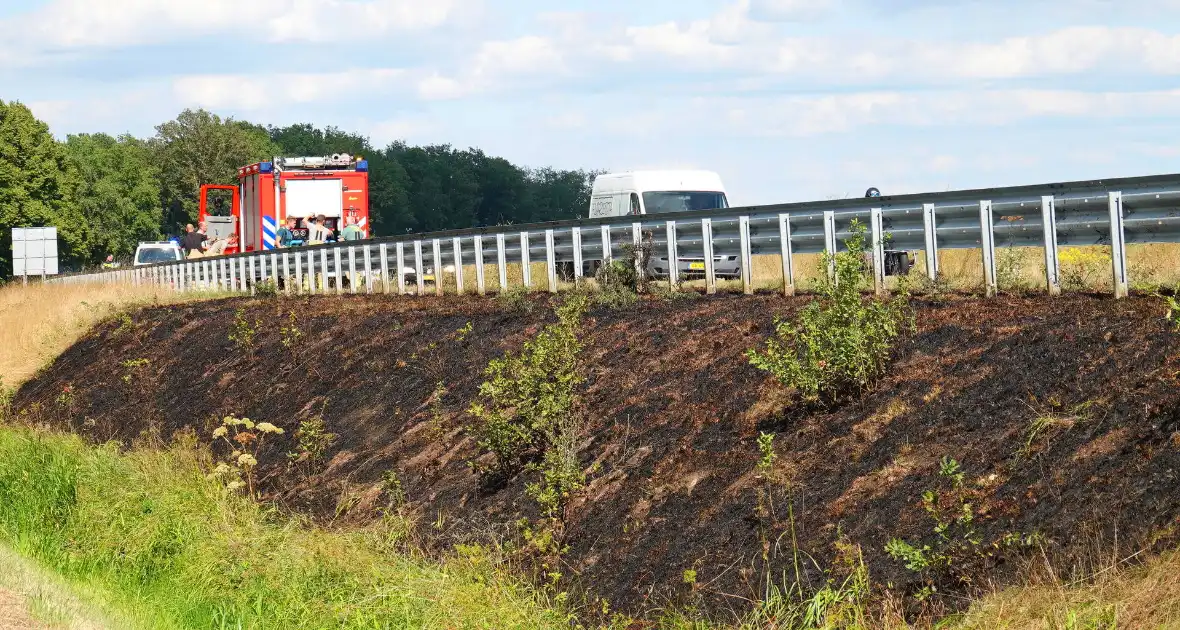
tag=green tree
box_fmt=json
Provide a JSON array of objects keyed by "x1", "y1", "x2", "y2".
[
  {"x1": 151, "y1": 109, "x2": 278, "y2": 231},
  {"x1": 65, "y1": 133, "x2": 163, "y2": 261},
  {"x1": 0, "y1": 100, "x2": 88, "y2": 276},
  {"x1": 268, "y1": 123, "x2": 371, "y2": 157}
]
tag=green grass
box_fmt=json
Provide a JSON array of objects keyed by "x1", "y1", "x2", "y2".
[{"x1": 0, "y1": 424, "x2": 568, "y2": 630}]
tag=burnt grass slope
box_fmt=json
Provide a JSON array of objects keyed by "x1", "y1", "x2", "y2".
[{"x1": 13, "y1": 291, "x2": 1180, "y2": 618}]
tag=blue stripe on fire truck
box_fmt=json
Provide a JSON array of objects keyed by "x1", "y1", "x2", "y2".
[{"x1": 262, "y1": 216, "x2": 277, "y2": 250}]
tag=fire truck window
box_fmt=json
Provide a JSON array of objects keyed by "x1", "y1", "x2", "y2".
[
  {"x1": 630, "y1": 193, "x2": 641, "y2": 215},
  {"x1": 205, "y1": 191, "x2": 233, "y2": 216}
]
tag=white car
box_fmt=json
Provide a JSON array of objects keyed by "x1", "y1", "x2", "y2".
[{"x1": 134, "y1": 241, "x2": 183, "y2": 266}]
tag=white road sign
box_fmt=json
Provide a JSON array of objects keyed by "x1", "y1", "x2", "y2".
[{"x1": 12, "y1": 227, "x2": 59, "y2": 277}]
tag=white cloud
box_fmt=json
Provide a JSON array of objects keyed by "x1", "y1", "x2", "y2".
[
  {"x1": 172, "y1": 69, "x2": 408, "y2": 110},
  {"x1": 747, "y1": 0, "x2": 838, "y2": 21},
  {"x1": 0, "y1": 0, "x2": 469, "y2": 64}
]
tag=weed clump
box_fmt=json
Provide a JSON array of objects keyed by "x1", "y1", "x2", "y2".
[
  {"x1": 886, "y1": 457, "x2": 1042, "y2": 604},
  {"x1": 208, "y1": 414, "x2": 285, "y2": 498},
  {"x1": 748, "y1": 220, "x2": 912, "y2": 406},
  {"x1": 287, "y1": 402, "x2": 336, "y2": 475},
  {"x1": 468, "y1": 293, "x2": 589, "y2": 518},
  {"x1": 229, "y1": 307, "x2": 260, "y2": 355},
  {"x1": 497, "y1": 284, "x2": 535, "y2": 314}
]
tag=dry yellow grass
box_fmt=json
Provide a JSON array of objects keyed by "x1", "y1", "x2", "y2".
[
  {"x1": 954, "y1": 551, "x2": 1180, "y2": 629},
  {"x1": 0, "y1": 282, "x2": 215, "y2": 388}
]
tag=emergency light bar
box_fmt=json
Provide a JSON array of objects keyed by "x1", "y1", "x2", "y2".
[{"x1": 276, "y1": 154, "x2": 356, "y2": 170}]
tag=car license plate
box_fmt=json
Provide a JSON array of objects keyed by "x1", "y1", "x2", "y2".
[{"x1": 688, "y1": 262, "x2": 705, "y2": 270}]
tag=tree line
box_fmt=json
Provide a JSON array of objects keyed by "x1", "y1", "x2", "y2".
[{"x1": 0, "y1": 101, "x2": 599, "y2": 276}]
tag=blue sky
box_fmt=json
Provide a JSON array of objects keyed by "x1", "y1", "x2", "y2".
[{"x1": 2, "y1": 0, "x2": 1180, "y2": 206}]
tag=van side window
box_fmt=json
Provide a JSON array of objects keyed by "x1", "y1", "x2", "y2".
[{"x1": 630, "y1": 193, "x2": 641, "y2": 215}]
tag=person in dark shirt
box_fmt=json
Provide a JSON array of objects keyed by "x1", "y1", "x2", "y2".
[{"x1": 181, "y1": 224, "x2": 205, "y2": 257}]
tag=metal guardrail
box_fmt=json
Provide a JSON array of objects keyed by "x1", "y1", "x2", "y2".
[{"x1": 51, "y1": 172, "x2": 1180, "y2": 299}]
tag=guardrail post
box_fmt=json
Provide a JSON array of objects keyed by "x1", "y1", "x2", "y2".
[
  {"x1": 248, "y1": 256, "x2": 257, "y2": 295},
  {"x1": 205, "y1": 260, "x2": 214, "y2": 290},
  {"x1": 257, "y1": 255, "x2": 267, "y2": 288},
  {"x1": 396, "y1": 243, "x2": 406, "y2": 295},
  {"x1": 702, "y1": 218, "x2": 716, "y2": 295},
  {"x1": 270, "y1": 253, "x2": 279, "y2": 290},
  {"x1": 1109, "y1": 191, "x2": 1129, "y2": 298},
  {"x1": 294, "y1": 252, "x2": 303, "y2": 294},
  {"x1": 520, "y1": 232, "x2": 531, "y2": 289},
  {"x1": 308, "y1": 250, "x2": 318, "y2": 294},
  {"x1": 665, "y1": 220, "x2": 679, "y2": 290},
  {"x1": 474, "y1": 236, "x2": 486, "y2": 295},
  {"x1": 347, "y1": 246, "x2": 357, "y2": 294},
  {"x1": 601, "y1": 225, "x2": 612, "y2": 263},
  {"x1": 364, "y1": 246, "x2": 375, "y2": 294},
  {"x1": 496, "y1": 233, "x2": 508, "y2": 291},
  {"x1": 922, "y1": 203, "x2": 939, "y2": 282},
  {"x1": 545, "y1": 229, "x2": 557, "y2": 292},
  {"x1": 1040, "y1": 196, "x2": 1060, "y2": 296},
  {"x1": 980, "y1": 200, "x2": 997, "y2": 297},
  {"x1": 778, "y1": 213, "x2": 795, "y2": 297},
  {"x1": 739, "y1": 215, "x2": 753, "y2": 295},
  {"x1": 413, "y1": 240, "x2": 425, "y2": 295},
  {"x1": 281, "y1": 252, "x2": 289, "y2": 293},
  {"x1": 319, "y1": 249, "x2": 328, "y2": 294},
  {"x1": 632, "y1": 222, "x2": 644, "y2": 284},
  {"x1": 379, "y1": 243, "x2": 390, "y2": 294},
  {"x1": 871, "y1": 207, "x2": 886, "y2": 296},
  {"x1": 434, "y1": 238, "x2": 445, "y2": 296},
  {"x1": 333, "y1": 247, "x2": 343, "y2": 296},
  {"x1": 572, "y1": 227, "x2": 584, "y2": 286},
  {"x1": 823, "y1": 211, "x2": 837, "y2": 283},
  {"x1": 452, "y1": 238, "x2": 464, "y2": 294}
]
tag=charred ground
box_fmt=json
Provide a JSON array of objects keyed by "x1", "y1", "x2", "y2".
[{"x1": 13, "y1": 291, "x2": 1180, "y2": 619}]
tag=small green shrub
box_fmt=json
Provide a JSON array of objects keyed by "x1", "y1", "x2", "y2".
[
  {"x1": 229, "y1": 307, "x2": 260, "y2": 354},
  {"x1": 255, "y1": 278, "x2": 279, "y2": 298},
  {"x1": 593, "y1": 260, "x2": 639, "y2": 309},
  {"x1": 995, "y1": 245, "x2": 1029, "y2": 292},
  {"x1": 280, "y1": 310, "x2": 302, "y2": 350},
  {"x1": 381, "y1": 469, "x2": 407, "y2": 511},
  {"x1": 1160, "y1": 288, "x2": 1180, "y2": 331},
  {"x1": 497, "y1": 284, "x2": 535, "y2": 314},
  {"x1": 468, "y1": 293, "x2": 589, "y2": 517},
  {"x1": 287, "y1": 405, "x2": 336, "y2": 475},
  {"x1": 885, "y1": 457, "x2": 1041, "y2": 602},
  {"x1": 748, "y1": 220, "x2": 912, "y2": 406},
  {"x1": 120, "y1": 358, "x2": 151, "y2": 384}
]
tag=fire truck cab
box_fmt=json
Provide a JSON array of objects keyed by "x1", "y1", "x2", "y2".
[{"x1": 198, "y1": 154, "x2": 370, "y2": 254}]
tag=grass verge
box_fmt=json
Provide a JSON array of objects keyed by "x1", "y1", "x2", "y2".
[
  {"x1": 0, "y1": 424, "x2": 567, "y2": 630},
  {"x1": 0, "y1": 281, "x2": 225, "y2": 387}
]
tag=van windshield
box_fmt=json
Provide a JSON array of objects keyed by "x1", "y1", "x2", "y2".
[
  {"x1": 136, "y1": 247, "x2": 180, "y2": 264},
  {"x1": 642, "y1": 191, "x2": 728, "y2": 214}
]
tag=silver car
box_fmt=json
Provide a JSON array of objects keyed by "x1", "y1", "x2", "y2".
[{"x1": 649, "y1": 255, "x2": 741, "y2": 280}]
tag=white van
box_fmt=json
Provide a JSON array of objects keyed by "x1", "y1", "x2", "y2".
[
  {"x1": 586, "y1": 170, "x2": 739, "y2": 279},
  {"x1": 589, "y1": 170, "x2": 729, "y2": 218}
]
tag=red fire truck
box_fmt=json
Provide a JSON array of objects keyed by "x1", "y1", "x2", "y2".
[{"x1": 198, "y1": 154, "x2": 370, "y2": 254}]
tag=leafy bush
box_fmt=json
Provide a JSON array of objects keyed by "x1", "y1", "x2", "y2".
[
  {"x1": 594, "y1": 260, "x2": 639, "y2": 309},
  {"x1": 468, "y1": 294, "x2": 589, "y2": 516},
  {"x1": 254, "y1": 278, "x2": 279, "y2": 298},
  {"x1": 287, "y1": 403, "x2": 336, "y2": 475},
  {"x1": 497, "y1": 284, "x2": 535, "y2": 314},
  {"x1": 229, "y1": 307, "x2": 260, "y2": 354},
  {"x1": 748, "y1": 220, "x2": 912, "y2": 405}
]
